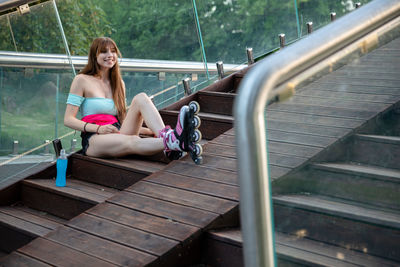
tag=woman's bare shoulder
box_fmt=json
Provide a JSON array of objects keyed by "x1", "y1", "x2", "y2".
[{"x1": 70, "y1": 74, "x2": 93, "y2": 94}]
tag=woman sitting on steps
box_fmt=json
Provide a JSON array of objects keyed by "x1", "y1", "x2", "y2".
[{"x1": 64, "y1": 37, "x2": 191, "y2": 160}]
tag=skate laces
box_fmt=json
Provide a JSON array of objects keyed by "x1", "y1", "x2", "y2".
[
  {"x1": 162, "y1": 128, "x2": 183, "y2": 152},
  {"x1": 158, "y1": 125, "x2": 171, "y2": 139}
]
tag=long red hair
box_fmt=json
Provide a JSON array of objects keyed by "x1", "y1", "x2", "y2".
[{"x1": 80, "y1": 37, "x2": 126, "y2": 122}]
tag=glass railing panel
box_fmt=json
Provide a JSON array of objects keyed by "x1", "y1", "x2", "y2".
[
  {"x1": 0, "y1": 13, "x2": 15, "y2": 51},
  {"x1": 122, "y1": 71, "x2": 209, "y2": 109},
  {"x1": 0, "y1": 66, "x2": 80, "y2": 184},
  {"x1": 56, "y1": 0, "x2": 205, "y2": 61},
  {"x1": 4, "y1": 1, "x2": 66, "y2": 54},
  {"x1": 0, "y1": 1, "x2": 75, "y2": 185},
  {"x1": 195, "y1": 0, "x2": 300, "y2": 73},
  {"x1": 297, "y1": 0, "x2": 374, "y2": 37}
]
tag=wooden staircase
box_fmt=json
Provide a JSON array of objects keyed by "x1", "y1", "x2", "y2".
[
  {"x1": 201, "y1": 38, "x2": 400, "y2": 266},
  {"x1": 0, "y1": 35, "x2": 399, "y2": 266}
]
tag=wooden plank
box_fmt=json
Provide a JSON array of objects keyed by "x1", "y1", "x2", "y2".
[
  {"x1": 69, "y1": 178, "x2": 119, "y2": 196},
  {"x1": 70, "y1": 154, "x2": 147, "y2": 190},
  {"x1": 268, "y1": 141, "x2": 321, "y2": 158},
  {"x1": 45, "y1": 226, "x2": 157, "y2": 267},
  {"x1": 267, "y1": 120, "x2": 350, "y2": 138},
  {"x1": 87, "y1": 202, "x2": 199, "y2": 241},
  {"x1": 197, "y1": 91, "x2": 235, "y2": 116},
  {"x1": 107, "y1": 191, "x2": 217, "y2": 228},
  {"x1": 269, "y1": 165, "x2": 292, "y2": 180},
  {"x1": 269, "y1": 102, "x2": 377, "y2": 119},
  {"x1": 297, "y1": 88, "x2": 398, "y2": 104},
  {"x1": 67, "y1": 213, "x2": 178, "y2": 256},
  {"x1": 209, "y1": 134, "x2": 235, "y2": 146},
  {"x1": 0, "y1": 207, "x2": 61, "y2": 231},
  {"x1": 266, "y1": 110, "x2": 365, "y2": 128},
  {"x1": 144, "y1": 171, "x2": 239, "y2": 201},
  {"x1": 331, "y1": 69, "x2": 400, "y2": 81},
  {"x1": 21, "y1": 185, "x2": 94, "y2": 220},
  {"x1": 203, "y1": 142, "x2": 236, "y2": 158},
  {"x1": 0, "y1": 252, "x2": 52, "y2": 266},
  {"x1": 276, "y1": 232, "x2": 400, "y2": 267},
  {"x1": 182, "y1": 154, "x2": 237, "y2": 172},
  {"x1": 268, "y1": 153, "x2": 307, "y2": 169},
  {"x1": 267, "y1": 130, "x2": 337, "y2": 148},
  {"x1": 164, "y1": 161, "x2": 238, "y2": 186},
  {"x1": 305, "y1": 82, "x2": 400, "y2": 95},
  {"x1": 284, "y1": 95, "x2": 388, "y2": 111},
  {"x1": 13, "y1": 205, "x2": 67, "y2": 225},
  {"x1": 311, "y1": 76, "x2": 400, "y2": 88},
  {"x1": 203, "y1": 142, "x2": 306, "y2": 169},
  {"x1": 18, "y1": 238, "x2": 117, "y2": 267},
  {"x1": 22, "y1": 179, "x2": 106, "y2": 204},
  {"x1": 94, "y1": 157, "x2": 166, "y2": 174},
  {"x1": 0, "y1": 211, "x2": 50, "y2": 237},
  {"x1": 126, "y1": 181, "x2": 236, "y2": 214},
  {"x1": 273, "y1": 196, "x2": 400, "y2": 261}
]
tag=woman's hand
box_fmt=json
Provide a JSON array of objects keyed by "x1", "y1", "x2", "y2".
[
  {"x1": 98, "y1": 124, "x2": 120, "y2": 134},
  {"x1": 140, "y1": 127, "x2": 156, "y2": 137}
]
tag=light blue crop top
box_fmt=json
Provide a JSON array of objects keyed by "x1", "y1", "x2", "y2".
[{"x1": 67, "y1": 93, "x2": 117, "y2": 117}]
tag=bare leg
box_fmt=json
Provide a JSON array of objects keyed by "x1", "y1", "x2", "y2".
[
  {"x1": 86, "y1": 133, "x2": 164, "y2": 158},
  {"x1": 120, "y1": 92, "x2": 165, "y2": 136}
]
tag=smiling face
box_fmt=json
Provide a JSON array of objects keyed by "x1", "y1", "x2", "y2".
[{"x1": 96, "y1": 45, "x2": 117, "y2": 70}]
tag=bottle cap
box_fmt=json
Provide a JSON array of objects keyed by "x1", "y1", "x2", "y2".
[{"x1": 59, "y1": 149, "x2": 67, "y2": 159}]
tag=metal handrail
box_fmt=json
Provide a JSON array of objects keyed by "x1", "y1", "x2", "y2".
[
  {"x1": 0, "y1": 51, "x2": 245, "y2": 73},
  {"x1": 233, "y1": 0, "x2": 400, "y2": 266}
]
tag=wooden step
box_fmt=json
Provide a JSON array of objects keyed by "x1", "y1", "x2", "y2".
[
  {"x1": 278, "y1": 162, "x2": 400, "y2": 210},
  {"x1": 70, "y1": 153, "x2": 166, "y2": 190},
  {"x1": 0, "y1": 252, "x2": 52, "y2": 266},
  {"x1": 0, "y1": 204, "x2": 66, "y2": 253},
  {"x1": 203, "y1": 228, "x2": 399, "y2": 267},
  {"x1": 21, "y1": 178, "x2": 118, "y2": 220},
  {"x1": 160, "y1": 109, "x2": 233, "y2": 140},
  {"x1": 196, "y1": 91, "x2": 236, "y2": 116},
  {"x1": 348, "y1": 134, "x2": 400, "y2": 170},
  {"x1": 273, "y1": 194, "x2": 400, "y2": 262}
]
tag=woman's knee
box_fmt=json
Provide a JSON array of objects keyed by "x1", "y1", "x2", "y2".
[{"x1": 131, "y1": 92, "x2": 150, "y2": 107}]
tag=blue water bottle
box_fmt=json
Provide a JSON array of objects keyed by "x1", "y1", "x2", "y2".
[{"x1": 56, "y1": 149, "x2": 67, "y2": 187}]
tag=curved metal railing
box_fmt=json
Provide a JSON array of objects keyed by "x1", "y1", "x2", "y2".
[
  {"x1": 0, "y1": 51, "x2": 245, "y2": 73},
  {"x1": 233, "y1": 0, "x2": 400, "y2": 266}
]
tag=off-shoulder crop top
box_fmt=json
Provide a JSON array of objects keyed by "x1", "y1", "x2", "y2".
[{"x1": 66, "y1": 93, "x2": 117, "y2": 117}]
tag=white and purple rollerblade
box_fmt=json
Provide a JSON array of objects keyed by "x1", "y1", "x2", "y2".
[{"x1": 160, "y1": 101, "x2": 203, "y2": 164}]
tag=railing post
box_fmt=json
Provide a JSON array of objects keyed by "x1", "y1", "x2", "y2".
[
  {"x1": 330, "y1": 12, "x2": 337, "y2": 21},
  {"x1": 307, "y1": 22, "x2": 313, "y2": 34},
  {"x1": 70, "y1": 138, "x2": 77, "y2": 153},
  {"x1": 247, "y1": 48, "x2": 255, "y2": 65},
  {"x1": 216, "y1": 61, "x2": 224, "y2": 80},
  {"x1": 182, "y1": 78, "x2": 192, "y2": 96},
  {"x1": 279, "y1": 34, "x2": 285, "y2": 48},
  {"x1": 43, "y1": 140, "x2": 50, "y2": 155},
  {"x1": 12, "y1": 140, "x2": 19, "y2": 155}
]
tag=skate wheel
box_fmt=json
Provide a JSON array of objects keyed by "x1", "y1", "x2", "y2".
[
  {"x1": 193, "y1": 143, "x2": 203, "y2": 157},
  {"x1": 192, "y1": 129, "x2": 202, "y2": 142},
  {"x1": 192, "y1": 115, "x2": 201, "y2": 128},
  {"x1": 189, "y1": 101, "x2": 200, "y2": 114},
  {"x1": 194, "y1": 156, "x2": 203, "y2": 165}
]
